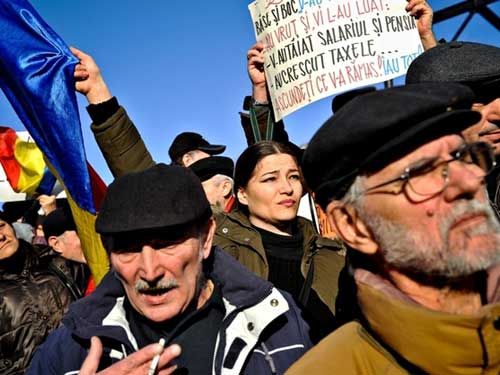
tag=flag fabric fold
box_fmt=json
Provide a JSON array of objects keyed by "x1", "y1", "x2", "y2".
[
  {"x1": 0, "y1": 0, "x2": 93, "y2": 213},
  {"x1": 0, "y1": 0, "x2": 109, "y2": 283}
]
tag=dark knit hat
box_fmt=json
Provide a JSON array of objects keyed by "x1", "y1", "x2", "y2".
[
  {"x1": 168, "y1": 132, "x2": 226, "y2": 163},
  {"x1": 189, "y1": 156, "x2": 234, "y2": 182},
  {"x1": 302, "y1": 82, "x2": 481, "y2": 209},
  {"x1": 43, "y1": 207, "x2": 77, "y2": 241},
  {"x1": 96, "y1": 163, "x2": 211, "y2": 236},
  {"x1": 406, "y1": 41, "x2": 500, "y2": 103}
]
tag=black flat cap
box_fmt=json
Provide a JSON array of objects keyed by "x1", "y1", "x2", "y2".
[
  {"x1": 406, "y1": 41, "x2": 500, "y2": 103},
  {"x1": 43, "y1": 207, "x2": 77, "y2": 241},
  {"x1": 189, "y1": 156, "x2": 234, "y2": 182},
  {"x1": 303, "y1": 82, "x2": 481, "y2": 209},
  {"x1": 168, "y1": 132, "x2": 226, "y2": 163},
  {"x1": 95, "y1": 163, "x2": 211, "y2": 235}
]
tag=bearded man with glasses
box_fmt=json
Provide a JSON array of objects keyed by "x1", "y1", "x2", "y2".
[{"x1": 286, "y1": 82, "x2": 500, "y2": 375}]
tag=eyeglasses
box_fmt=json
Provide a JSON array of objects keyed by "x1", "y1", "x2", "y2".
[{"x1": 359, "y1": 142, "x2": 497, "y2": 200}]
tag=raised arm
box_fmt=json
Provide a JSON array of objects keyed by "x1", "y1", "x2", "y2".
[
  {"x1": 240, "y1": 43, "x2": 290, "y2": 145},
  {"x1": 406, "y1": 0, "x2": 437, "y2": 51},
  {"x1": 247, "y1": 42, "x2": 268, "y2": 104},
  {"x1": 72, "y1": 48, "x2": 155, "y2": 177}
]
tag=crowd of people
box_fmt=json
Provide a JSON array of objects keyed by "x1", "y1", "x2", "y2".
[{"x1": 1, "y1": 0, "x2": 500, "y2": 374}]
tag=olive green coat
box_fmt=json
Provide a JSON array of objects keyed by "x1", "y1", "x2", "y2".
[
  {"x1": 214, "y1": 209, "x2": 345, "y2": 314},
  {"x1": 91, "y1": 106, "x2": 155, "y2": 178},
  {"x1": 286, "y1": 268, "x2": 500, "y2": 375}
]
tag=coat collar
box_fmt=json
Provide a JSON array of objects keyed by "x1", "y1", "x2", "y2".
[
  {"x1": 356, "y1": 268, "x2": 500, "y2": 374},
  {"x1": 217, "y1": 209, "x2": 342, "y2": 258}
]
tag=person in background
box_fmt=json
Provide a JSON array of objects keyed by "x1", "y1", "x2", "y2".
[
  {"x1": 287, "y1": 82, "x2": 500, "y2": 374},
  {"x1": 44, "y1": 206, "x2": 95, "y2": 295},
  {"x1": 44, "y1": 207, "x2": 85, "y2": 264},
  {"x1": 406, "y1": 41, "x2": 500, "y2": 213},
  {"x1": 0, "y1": 211, "x2": 87, "y2": 374},
  {"x1": 3, "y1": 194, "x2": 58, "y2": 245},
  {"x1": 189, "y1": 155, "x2": 236, "y2": 213},
  {"x1": 168, "y1": 131, "x2": 226, "y2": 167},
  {"x1": 28, "y1": 163, "x2": 312, "y2": 375},
  {"x1": 214, "y1": 141, "x2": 345, "y2": 342}
]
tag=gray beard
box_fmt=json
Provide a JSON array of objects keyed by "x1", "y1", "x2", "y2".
[{"x1": 359, "y1": 200, "x2": 500, "y2": 280}]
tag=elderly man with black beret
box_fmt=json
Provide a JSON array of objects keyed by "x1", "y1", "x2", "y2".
[
  {"x1": 189, "y1": 155, "x2": 236, "y2": 213},
  {"x1": 44, "y1": 207, "x2": 87, "y2": 264},
  {"x1": 28, "y1": 164, "x2": 312, "y2": 375},
  {"x1": 406, "y1": 41, "x2": 500, "y2": 212},
  {"x1": 286, "y1": 82, "x2": 500, "y2": 374},
  {"x1": 169, "y1": 132, "x2": 226, "y2": 167}
]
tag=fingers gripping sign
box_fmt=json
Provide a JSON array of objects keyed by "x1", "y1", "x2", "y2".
[
  {"x1": 247, "y1": 42, "x2": 268, "y2": 103},
  {"x1": 79, "y1": 336, "x2": 181, "y2": 375},
  {"x1": 405, "y1": 0, "x2": 437, "y2": 50}
]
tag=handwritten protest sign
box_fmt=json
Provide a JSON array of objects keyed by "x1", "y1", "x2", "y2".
[{"x1": 249, "y1": 0, "x2": 423, "y2": 120}]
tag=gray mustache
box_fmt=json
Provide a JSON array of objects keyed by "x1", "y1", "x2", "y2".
[
  {"x1": 135, "y1": 278, "x2": 179, "y2": 293},
  {"x1": 441, "y1": 200, "x2": 500, "y2": 238}
]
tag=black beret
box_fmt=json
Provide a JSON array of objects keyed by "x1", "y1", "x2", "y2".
[
  {"x1": 43, "y1": 207, "x2": 76, "y2": 241},
  {"x1": 406, "y1": 41, "x2": 500, "y2": 103},
  {"x1": 189, "y1": 156, "x2": 234, "y2": 182},
  {"x1": 168, "y1": 132, "x2": 226, "y2": 163},
  {"x1": 95, "y1": 163, "x2": 211, "y2": 235},
  {"x1": 331, "y1": 86, "x2": 376, "y2": 113},
  {"x1": 303, "y1": 82, "x2": 481, "y2": 209}
]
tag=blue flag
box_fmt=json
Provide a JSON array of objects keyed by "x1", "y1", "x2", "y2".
[{"x1": 0, "y1": 0, "x2": 95, "y2": 213}]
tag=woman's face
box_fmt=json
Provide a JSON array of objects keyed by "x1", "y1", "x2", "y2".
[{"x1": 238, "y1": 153, "x2": 303, "y2": 233}]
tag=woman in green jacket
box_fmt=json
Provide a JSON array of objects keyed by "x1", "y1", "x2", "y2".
[{"x1": 214, "y1": 141, "x2": 345, "y2": 342}]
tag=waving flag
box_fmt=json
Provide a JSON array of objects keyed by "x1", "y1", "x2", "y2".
[
  {"x1": 0, "y1": 126, "x2": 56, "y2": 195},
  {"x1": 0, "y1": 0, "x2": 109, "y2": 283}
]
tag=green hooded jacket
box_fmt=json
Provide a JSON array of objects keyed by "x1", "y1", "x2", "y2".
[{"x1": 214, "y1": 209, "x2": 345, "y2": 315}]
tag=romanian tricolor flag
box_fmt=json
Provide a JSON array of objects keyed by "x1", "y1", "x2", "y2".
[
  {"x1": 0, "y1": 0, "x2": 109, "y2": 283},
  {"x1": 0, "y1": 126, "x2": 56, "y2": 195}
]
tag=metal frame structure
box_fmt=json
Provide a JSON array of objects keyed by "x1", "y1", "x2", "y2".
[{"x1": 433, "y1": 0, "x2": 500, "y2": 40}]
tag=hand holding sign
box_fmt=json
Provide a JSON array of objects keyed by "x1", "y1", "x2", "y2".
[
  {"x1": 249, "y1": 0, "x2": 426, "y2": 120},
  {"x1": 247, "y1": 42, "x2": 269, "y2": 103}
]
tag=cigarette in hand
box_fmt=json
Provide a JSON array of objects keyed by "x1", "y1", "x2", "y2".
[{"x1": 148, "y1": 338, "x2": 165, "y2": 375}]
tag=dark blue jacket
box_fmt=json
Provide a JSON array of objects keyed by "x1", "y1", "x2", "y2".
[{"x1": 28, "y1": 247, "x2": 312, "y2": 374}]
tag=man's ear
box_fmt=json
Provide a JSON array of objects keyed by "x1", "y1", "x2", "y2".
[
  {"x1": 201, "y1": 218, "x2": 216, "y2": 260},
  {"x1": 325, "y1": 201, "x2": 378, "y2": 255},
  {"x1": 221, "y1": 180, "x2": 233, "y2": 199},
  {"x1": 48, "y1": 236, "x2": 62, "y2": 254},
  {"x1": 236, "y1": 187, "x2": 248, "y2": 206},
  {"x1": 181, "y1": 153, "x2": 193, "y2": 167}
]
